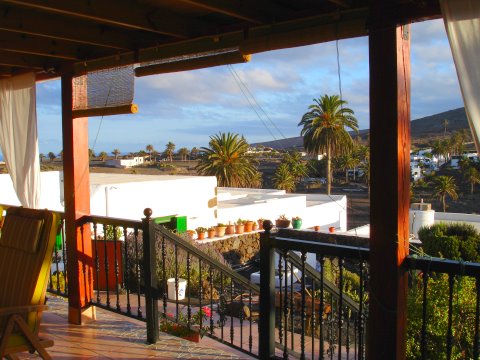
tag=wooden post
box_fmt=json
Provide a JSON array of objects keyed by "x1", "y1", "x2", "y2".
[
  {"x1": 259, "y1": 220, "x2": 275, "y2": 359},
  {"x1": 367, "y1": 15, "x2": 411, "y2": 360},
  {"x1": 62, "y1": 71, "x2": 95, "y2": 324}
]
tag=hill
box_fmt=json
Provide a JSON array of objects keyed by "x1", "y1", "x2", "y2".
[{"x1": 254, "y1": 107, "x2": 469, "y2": 150}]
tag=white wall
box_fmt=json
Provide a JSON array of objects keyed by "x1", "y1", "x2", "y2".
[
  {"x1": 434, "y1": 212, "x2": 480, "y2": 231},
  {"x1": 90, "y1": 175, "x2": 218, "y2": 228},
  {"x1": 0, "y1": 171, "x2": 62, "y2": 210}
]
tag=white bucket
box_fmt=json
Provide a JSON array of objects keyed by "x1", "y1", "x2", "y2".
[{"x1": 167, "y1": 278, "x2": 187, "y2": 300}]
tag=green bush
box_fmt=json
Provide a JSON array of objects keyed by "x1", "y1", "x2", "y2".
[
  {"x1": 407, "y1": 274, "x2": 476, "y2": 360},
  {"x1": 418, "y1": 223, "x2": 480, "y2": 262}
]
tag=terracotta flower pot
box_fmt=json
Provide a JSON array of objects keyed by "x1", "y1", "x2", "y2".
[
  {"x1": 215, "y1": 226, "x2": 226, "y2": 237},
  {"x1": 235, "y1": 224, "x2": 244, "y2": 234},
  {"x1": 197, "y1": 232, "x2": 206, "y2": 240},
  {"x1": 225, "y1": 224, "x2": 235, "y2": 235},
  {"x1": 275, "y1": 219, "x2": 291, "y2": 228},
  {"x1": 244, "y1": 221, "x2": 254, "y2": 232},
  {"x1": 252, "y1": 222, "x2": 258, "y2": 231},
  {"x1": 257, "y1": 219, "x2": 264, "y2": 230},
  {"x1": 314, "y1": 225, "x2": 321, "y2": 231},
  {"x1": 329, "y1": 226, "x2": 335, "y2": 233},
  {"x1": 207, "y1": 229, "x2": 216, "y2": 238}
]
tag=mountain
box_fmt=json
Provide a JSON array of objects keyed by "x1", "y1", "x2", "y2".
[{"x1": 253, "y1": 107, "x2": 469, "y2": 150}]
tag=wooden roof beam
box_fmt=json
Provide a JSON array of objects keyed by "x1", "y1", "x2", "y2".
[
  {"x1": 2, "y1": 0, "x2": 194, "y2": 38},
  {"x1": 327, "y1": 0, "x2": 351, "y2": 8},
  {"x1": 0, "y1": 31, "x2": 102, "y2": 60},
  {"x1": 73, "y1": 9, "x2": 369, "y2": 74},
  {"x1": 0, "y1": 4, "x2": 136, "y2": 49},
  {"x1": 176, "y1": 0, "x2": 269, "y2": 24},
  {"x1": 0, "y1": 51, "x2": 60, "y2": 69}
]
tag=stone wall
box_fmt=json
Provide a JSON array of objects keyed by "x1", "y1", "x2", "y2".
[{"x1": 206, "y1": 233, "x2": 260, "y2": 265}]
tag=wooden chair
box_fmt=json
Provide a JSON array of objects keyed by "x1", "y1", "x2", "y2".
[{"x1": 0, "y1": 207, "x2": 60, "y2": 359}]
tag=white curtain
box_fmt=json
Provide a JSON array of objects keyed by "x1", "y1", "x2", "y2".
[
  {"x1": 441, "y1": 0, "x2": 480, "y2": 153},
  {"x1": 0, "y1": 72, "x2": 41, "y2": 208}
]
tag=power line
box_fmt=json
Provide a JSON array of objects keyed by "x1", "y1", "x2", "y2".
[
  {"x1": 227, "y1": 65, "x2": 278, "y2": 141},
  {"x1": 228, "y1": 64, "x2": 287, "y2": 141}
]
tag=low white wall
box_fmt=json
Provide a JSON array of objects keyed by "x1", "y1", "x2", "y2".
[
  {"x1": 434, "y1": 212, "x2": 480, "y2": 231},
  {"x1": 303, "y1": 195, "x2": 347, "y2": 231},
  {"x1": 217, "y1": 194, "x2": 307, "y2": 225},
  {"x1": 0, "y1": 171, "x2": 63, "y2": 210}
]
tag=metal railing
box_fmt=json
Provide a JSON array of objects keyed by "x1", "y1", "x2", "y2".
[
  {"x1": 260, "y1": 222, "x2": 480, "y2": 360},
  {"x1": 405, "y1": 256, "x2": 480, "y2": 360},
  {"x1": 77, "y1": 214, "x2": 146, "y2": 321},
  {"x1": 260, "y1": 222, "x2": 369, "y2": 360}
]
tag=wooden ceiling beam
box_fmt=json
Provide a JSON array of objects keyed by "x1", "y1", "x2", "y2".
[
  {"x1": 0, "y1": 31, "x2": 102, "y2": 60},
  {"x1": 2, "y1": 0, "x2": 194, "y2": 38},
  {"x1": 176, "y1": 0, "x2": 269, "y2": 24},
  {"x1": 0, "y1": 5, "x2": 135, "y2": 49},
  {"x1": 74, "y1": 8, "x2": 369, "y2": 74},
  {"x1": 0, "y1": 51, "x2": 60, "y2": 69},
  {"x1": 327, "y1": 0, "x2": 351, "y2": 8}
]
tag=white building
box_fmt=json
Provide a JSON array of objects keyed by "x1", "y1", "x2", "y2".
[
  {"x1": 0, "y1": 172, "x2": 347, "y2": 231},
  {"x1": 105, "y1": 156, "x2": 144, "y2": 168}
]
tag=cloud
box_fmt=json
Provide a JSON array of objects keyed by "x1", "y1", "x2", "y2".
[{"x1": 30, "y1": 17, "x2": 463, "y2": 154}]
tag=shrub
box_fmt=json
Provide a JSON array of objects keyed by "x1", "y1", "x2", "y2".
[
  {"x1": 407, "y1": 274, "x2": 476, "y2": 359},
  {"x1": 418, "y1": 223, "x2": 480, "y2": 262}
]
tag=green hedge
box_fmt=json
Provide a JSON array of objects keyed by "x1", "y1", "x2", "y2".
[{"x1": 418, "y1": 223, "x2": 480, "y2": 262}]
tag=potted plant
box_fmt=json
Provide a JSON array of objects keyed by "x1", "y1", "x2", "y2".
[
  {"x1": 235, "y1": 219, "x2": 245, "y2": 234},
  {"x1": 186, "y1": 230, "x2": 196, "y2": 240},
  {"x1": 161, "y1": 306, "x2": 213, "y2": 343},
  {"x1": 225, "y1": 222, "x2": 235, "y2": 235},
  {"x1": 196, "y1": 227, "x2": 207, "y2": 240},
  {"x1": 329, "y1": 226, "x2": 335, "y2": 233},
  {"x1": 292, "y1": 216, "x2": 302, "y2": 229},
  {"x1": 257, "y1": 218, "x2": 265, "y2": 230},
  {"x1": 243, "y1": 220, "x2": 254, "y2": 232},
  {"x1": 207, "y1": 227, "x2": 216, "y2": 238},
  {"x1": 252, "y1": 222, "x2": 258, "y2": 231},
  {"x1": 215, "y1": 223, "x2": 227, "y2": 237},
  {"x1": 275, "y1": 214, "x2": 291, "y2": 228},
  {"x1": 314, "y1": 225, "x2": 321, "y2": 231}
]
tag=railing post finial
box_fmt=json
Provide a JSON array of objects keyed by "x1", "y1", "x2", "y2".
[
  {"x1": 143, "y1": 208, "x2": 152, "y2": 219},
  {"x1": 263, "y1": 220, "x2": 273, "y2": 233}
]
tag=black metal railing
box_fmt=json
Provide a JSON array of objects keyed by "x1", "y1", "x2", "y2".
[
  {"x1": 405, "y1": 256, "x2": 480, "y2": 360},
  {"x1": 150, "y1": 222, "x2": 262, "y2": 357},
  {"x1": 77, "y1": 213, "x2": 146, "y2": 321},
  {"x1": 260, "y1": 222, "x2": 369, "y2": 360}
]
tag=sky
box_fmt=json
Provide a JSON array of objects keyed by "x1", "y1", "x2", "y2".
[{"x1": 32, "y1": 18, "x2": 463, "y2": 156}]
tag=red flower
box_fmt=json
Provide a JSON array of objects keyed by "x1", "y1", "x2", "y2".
[{"x1": 202, "y1": 306, "x2": 211, "y2": 317}]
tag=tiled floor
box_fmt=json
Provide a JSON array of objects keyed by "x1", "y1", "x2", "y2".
[{"x1": 18, "y1": 297, "x2": 254, "y2": 359}]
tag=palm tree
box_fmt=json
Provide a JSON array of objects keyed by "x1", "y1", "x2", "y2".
[
  {"x1": 165, "y1": 142, "x2": 176, "y2": 162},
  {"x1": 432, "y1": 175, "x2": 458, "y2": 212},
  {"x1": 336, "y1": 152, "x2": 358, "y2": 183},
  {"x1": 39, "y1": 153, "x2": 45, "y2": 163},
  {"x1": 298, "y1": 94, "x2": 358, "y2": 194},
  {"x1": 282, "y1": 151, "x2": 308, "y2": 182},
  {"x1": 190, "y1": 147, "x2": 199, "y2": 159},
  {"x1": 88, "y1": 148, "x2": 95, "y2": 159},
  {"x1": 146, "y1": 144, "x2": 154, "y2": 162},
  {"x1": 48, "y1": 152, "x2": 56, "y2": 162},
  {"x1": 196, "y1": 132, "x2": 259, "y2": 187},
  {"x1": 112, "y1": 149, "x2": 121, "y2": 159},
  {"x1": 465, "y1": 167, "x2": 480, "y2": 195},
  {"x1": 443, "y1": 119, "x2": 448, "y2": 137},
  {"x1": 273, "y1": 163, "x2": 296, "y2": 192},
  {"x1": 99, "y1": 151, "x2": 108, "y2": 161},
  {"x1": 178, "y1": 147, "x2": 189, "y2": 161}
]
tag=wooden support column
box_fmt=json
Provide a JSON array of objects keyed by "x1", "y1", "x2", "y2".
[
  {"x1": 367, "y1": 16, "x2": 411, "y2": 360},
  {"x1": 62, "y1": 72, "x2": 95, "y2": 324}
]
